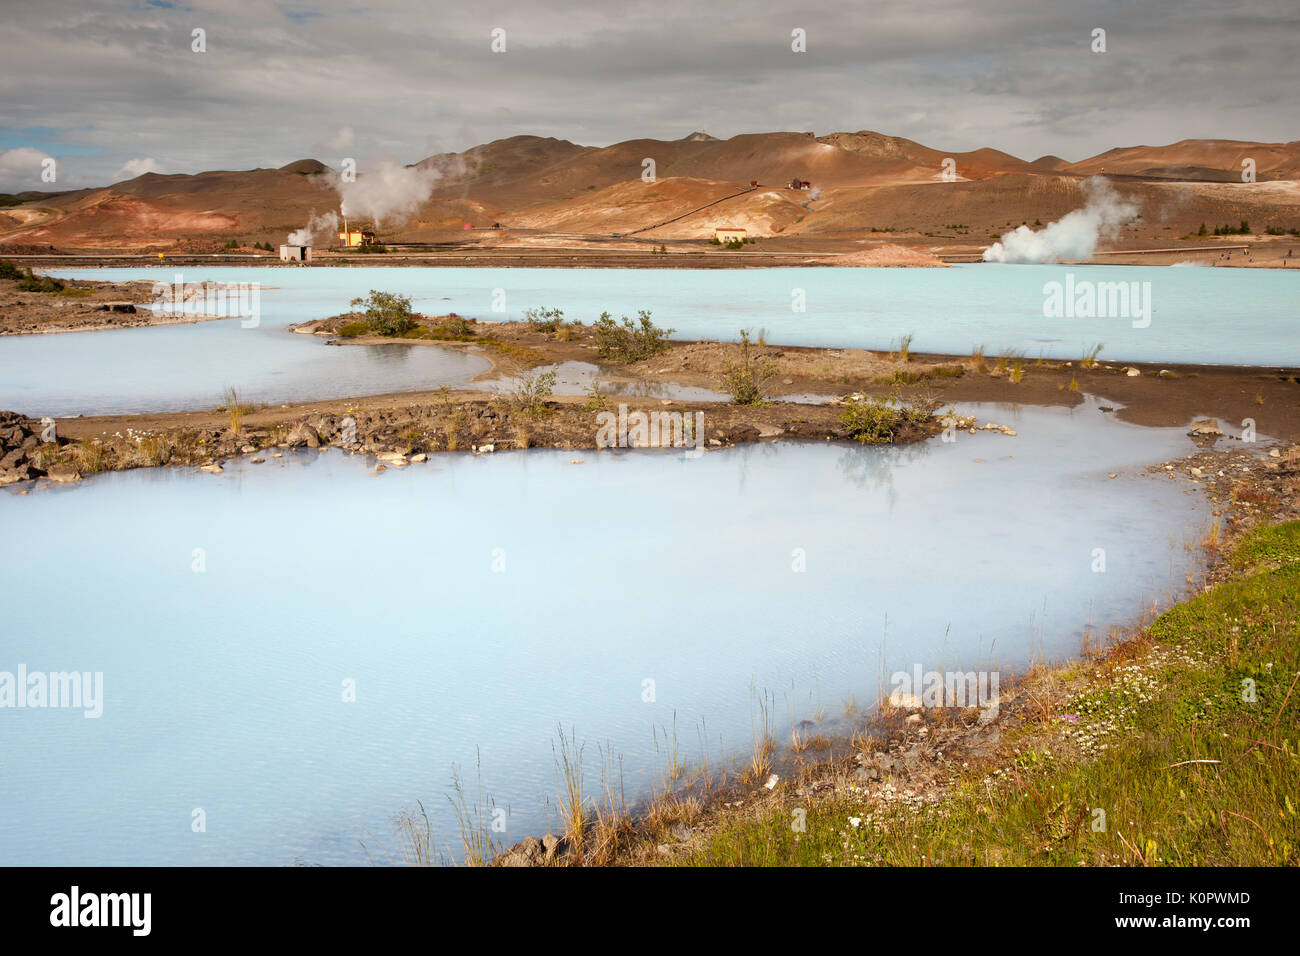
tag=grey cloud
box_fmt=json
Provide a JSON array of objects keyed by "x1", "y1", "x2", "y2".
[{"x1": 1, "y1": 0, "x2": 1295, "y2": 192}]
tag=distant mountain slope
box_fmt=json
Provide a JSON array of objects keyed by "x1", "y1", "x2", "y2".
[
  {"x1": 1065, "y1": 139, "x2": 1300, "y2": 180},
  {"x1": 2, "y1": 131, "x2": 1298, "y2": 250}
]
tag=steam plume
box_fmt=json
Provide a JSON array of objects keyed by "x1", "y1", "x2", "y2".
[
  {"x1": 336, "y1": 158, "x2": 450, "y2": 227},
  {"x1": 981, "y1": 177, "x2": 1138, "y2": 263},
  {"x1": 287, "y1": 210, "x2": 339, "y2": 246}
]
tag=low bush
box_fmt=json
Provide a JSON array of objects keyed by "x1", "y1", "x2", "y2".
[
  {"x1": 720, "y1": 330, "x2": 776, "y2": 406},
  {"x1": 349, "y1": 290, "x2": 416, "y2": 336},
  {"x1": 592, "y1": 310, "x2": 674, "y2": 363}
]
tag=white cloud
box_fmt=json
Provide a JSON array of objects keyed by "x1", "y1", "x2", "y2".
[
  {"x1": 117, "y1": 157, "x2": 163, "y2": 179},
  {"x1": 0, "y1": 147, "x2": 55, "y2": 193},
  {"x1": 326, "y1": 126, "x2": 355, "y2": 151}
]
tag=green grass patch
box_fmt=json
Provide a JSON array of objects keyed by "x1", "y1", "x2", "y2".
[{"x1": 676, "y1": 521, "x2": 1300, "y2": 867}]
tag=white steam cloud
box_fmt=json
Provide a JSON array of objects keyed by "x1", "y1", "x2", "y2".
[
  {"x1": 336, "y1": 158, "x2": 449, "y2": 227},
  {"x1": 287, "y1": 210, "x2": 339, "y2": 246},
  {"x1": 982, "y1": 177, "x2": 1138, "y2": 264},
  {"x1": 286, "y1": 147, "x2": 467, "y2": 244}
]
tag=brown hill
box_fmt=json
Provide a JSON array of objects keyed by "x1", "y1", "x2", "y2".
[
  {"x1": 3, "y1": 131, "x2": 1299, "y2": 251},
  {"x1": 1066, "y1": 139, "x2": 1300, "y2": 180}
]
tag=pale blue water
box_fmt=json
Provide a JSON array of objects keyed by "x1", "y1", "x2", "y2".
[
  {"x1": 0, "y1": 263, "x2": 1293, "y2": 417},
  {"x1": 0, "y1": 400, "x2": 1210, "y2": 865}
]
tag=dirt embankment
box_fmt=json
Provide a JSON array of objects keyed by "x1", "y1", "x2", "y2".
[
  {"x1": 811, "y1": 244, "x2": 949, "y2": 267},
  {"x1": 0, "y1": 398, "x2": 922, "y2": 487},
  {"x1": 0, "y1": 272, "x2": 241, "y2": 335}
]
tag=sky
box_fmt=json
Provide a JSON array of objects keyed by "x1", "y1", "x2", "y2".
[{"x1": 1, "y1": 0, "x2": 1297, "y2": 192}]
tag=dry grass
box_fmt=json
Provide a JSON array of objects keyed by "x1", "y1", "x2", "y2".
[
  {"x1": 552, "y1": 724, "x2": 587, "y2": 857},
  {"x1": 220, "y1": 387, "x2": 250, "y2": 434},
  {"x1": 449, "y1": 752, "x2": 502, "y2": 867}
]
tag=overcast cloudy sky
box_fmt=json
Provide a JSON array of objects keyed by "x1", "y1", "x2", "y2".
[{"x1": 2, "y1": 0, "x2": 1296, "y2": 192}]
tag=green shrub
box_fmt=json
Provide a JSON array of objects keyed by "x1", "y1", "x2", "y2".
[
  {"x1": 721, "y1": 330, "x2": 776, "y2": 406},
  {"x1": 840, "y1": 388, "x2": 936, "y2": 444},
  {"x1": 349, "y1": 290, "x2": 416, "y2": 336},
  {"x1": 523, "y1": 306, "x2": 565, "y2": 334},
  {"x1": 841, "y1": 391, "x2": 905, "y2": 444},
  {"x1": 513, "y1": 369, "x2": 557, "y2": 417},
  {"x1": 0, "y1": 258, "x2": 24, "y2": 280},
  {"x1": 442, "y1": 314, "x2": 474, "y2": 337},
  {"x1": 15, "y1": 267, "x2": 63, "y2": 293},
  {"x1": 338, "y1": 321, "x2": 370, "y2": 337},
  {"x1": 592, "y1": 310, "x2": 674, "y2": 363}
]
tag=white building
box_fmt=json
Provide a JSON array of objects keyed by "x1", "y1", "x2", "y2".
[{"x1": 279, "y1": 244, "x2": 312, "y2": 262}]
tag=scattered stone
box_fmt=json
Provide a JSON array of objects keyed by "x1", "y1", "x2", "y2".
[
  {"x1": 1125, "y1": 367, "x2": 1141, "y2": 377},
  {"x1": 250, "y1": 456, "x2": 266, "y2": 464},
  {"x1": 1189, "y1": 419, "x2": 1224, "y2": 438},
  {"x1": 200, "y1": 463, "x2": 223, "y2": 474},
  {"x1": 45, "y1": 465, "x2": 81, "y2": 483}
]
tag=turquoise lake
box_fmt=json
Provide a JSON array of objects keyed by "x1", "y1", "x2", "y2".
[
  {"x1": 0, "y1": 264, "x2": 1293, "y2": 417},
  {"x1": 0, "y1": 400, "x2": 1212, "y2": 865}
]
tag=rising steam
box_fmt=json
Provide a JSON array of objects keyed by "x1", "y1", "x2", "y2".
[
  {"x1": 336, "y1": 158, "x2": 450, "y2": 226},
  {"x1": 287, "y1": 210, "x2": 339, "y2": 246},
  {"x1": 981, "y1": 176, "x2": 1138, "y2": 263},
  {"x1": 285, "y1": 152, "x2": 461, "y2": 245}
]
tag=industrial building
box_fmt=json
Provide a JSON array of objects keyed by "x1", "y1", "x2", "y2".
[
  {"x1": 279, "y1": 244, "x2": 311, "y2": 262},
  {"x1": 337, "y1": 229, "x2": 376, "y2": 248},
  {"x1": 714, "y1": 226, "x2": 747, "y2": 243}
]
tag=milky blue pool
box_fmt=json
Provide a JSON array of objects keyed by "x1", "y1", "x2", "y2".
[
  {"x1": 0, "y1": 399, "x2": 1212, "y2": 865},
  {"x1": 0, "y1": 263, "x2": 1293, "y2": 417}
]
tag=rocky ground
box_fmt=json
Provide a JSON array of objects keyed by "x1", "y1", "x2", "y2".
[
  {"x1": 0, "y1": 397, "x2": 931, "y2": 487},
  {"x1": 0, "y1": 271, "x2": 237, "y2": 334},
  {"x1": 6, "y1": 297, "x2": 1300, "y2": 486}
]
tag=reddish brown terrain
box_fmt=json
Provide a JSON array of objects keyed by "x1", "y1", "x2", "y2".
[{"x1": 4, "y1": 130, "x2": 1300, "y2": 260}]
